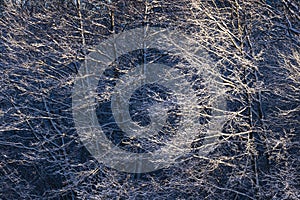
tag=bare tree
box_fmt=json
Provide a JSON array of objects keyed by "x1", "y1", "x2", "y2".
[{"x1": 0, "y1": 0, "x2": 299, "y2": 199}]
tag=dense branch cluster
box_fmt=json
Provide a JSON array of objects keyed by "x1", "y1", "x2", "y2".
[{"x1": 0, "y1": 0, "x2": 299, "y2": 199}]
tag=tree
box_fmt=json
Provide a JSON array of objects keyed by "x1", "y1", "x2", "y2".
[{"x1": 0, "y1": 0, "x2": 299, "y2": 199}]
